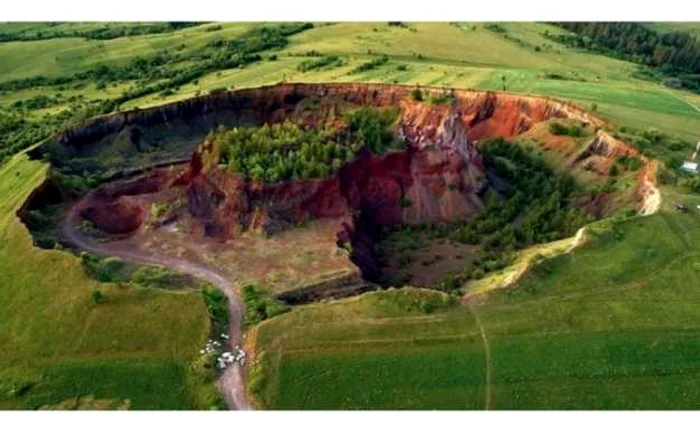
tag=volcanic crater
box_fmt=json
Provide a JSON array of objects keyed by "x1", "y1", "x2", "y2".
[{"x1": 21, "y1": 83, "x2": 656, "y2": 301}]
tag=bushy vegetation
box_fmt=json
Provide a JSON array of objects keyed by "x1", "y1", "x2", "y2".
[
  {"x1": 202, "y1": 286, "x2": 230, "y2": 326},
  {"x1": 378, "y1": 138, "x2": 594, "y2": 286},
  {"x1": 549, "y1": 23, "x2": 700, "y2": 92},
  {"x1": 215, "y1": 121, "x2": 350, "y2": 182},
  {"x1": 428, "y1": 91, "x2": 456, "y2": 105},
  {"x1": 350, "y1": 55, "x2": 389, "y2": 74},
  {"x1": 80, "y1": 253, "x2": 126, "y2": 283},
  {"x1": 615, "y1": 155, "x2": 643, "y2": 172},
  {"x1": 679, "y1": 176, "x2": 700, "y2": 193},
  {"x1": 242, "y1": 284, "x2": 290, "y2": 328},
  {"x1": 297, "y1": 55, "x2": 344, "y2": 72},
  {"x1": 548, "y1": 121, "x2": 586, "y2": 137},
  {"x1": 410, "y1": 88, "x2": 424, "y2": 101},
  {"x1": 615, "y1": 126, "x2": 694, "y2": 170},
  {"x1": 213, "y1": 107, "x2": 403, "y2": 182},
  {"x1": 131, "y1": 265, "x2": 189, "y2": 289},
  {"x1": 0, "y1": 22, "x2": 199, "y2": 42},
  {"x1": 484, "y1": 23, "x2": 507, "y2": 34},
  {"x1": 344, "y1": 106, "x2": 404, "y2": 154}
]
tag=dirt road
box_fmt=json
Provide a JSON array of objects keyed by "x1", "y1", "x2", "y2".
[{"x1": 62, "y1": 194, "x2": 253, "y2": 411}]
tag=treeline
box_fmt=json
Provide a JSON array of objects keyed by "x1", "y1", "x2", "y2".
[
  {"x1": 213, "y1": 107, "x2": 404, "y2": 182},
  {"x1": 549, "y1": 22, "x2": 700, "y2": 76},
  {"x1": 0, "y1": 95, "x2": 127, "y2": 165},
  {"x1": 0, "y1": 22, "x2": 200, "y2": 43}
]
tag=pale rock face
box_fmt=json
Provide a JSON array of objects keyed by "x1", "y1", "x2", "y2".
[{"x1": 401, "y1": 110, "x2": 485, "y2": 225}]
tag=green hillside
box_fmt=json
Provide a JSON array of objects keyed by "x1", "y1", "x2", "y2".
[
  {"x1": 0, "y1": 154, "x2": 216, "y2": 409},
  {"x1": 1, "y1": 21, "x2": 699, "y2": 165}
]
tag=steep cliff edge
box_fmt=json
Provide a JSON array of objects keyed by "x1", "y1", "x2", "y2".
[{"x1": 24, "y1": 83, "x2": 651, "y2": 292}]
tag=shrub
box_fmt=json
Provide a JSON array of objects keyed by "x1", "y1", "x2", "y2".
[
  {"x1": 471, "y1": 268, "x2": 485, "y2": 280},
  {"x1": 616, "y1": 155, "x2": 642, "y2": 171},
  {"x1": 609, "y1": 163, "x2": 619, "y2": 176},
  {"x1": 429, "y1": 92, "x2": 455, "y2": 105},
  {"x1": 91, "y1": 290, "x2": 104, "y2": 304},
  {"x1": 411, "y1": 88, "x2": 423, "y2": 101},
  {"x1": 297, "y1": 55, "x2": 343, "y2": 72},
  {"x1": 350, "y1": 55, "x2": 389, "y2": 74},
  {"x1": 150, "y1": 202, "x2": 169, "y2": 218},
  {"x1": 131, "y1": 266, "x2": 182, "y2": 289},
  {"x1": 242, "y1": 284, "x2": 290, "y2": 327},
  {"x1": 80, "y1": 253, "x2": 125, "y2": 282},
  {"x1": 203, "y1": 286, "x2": 230, "y2": 325},
  {"x1": 484, "y1": 23, "x2": 507, "y2": 34},
  {"x1": 548, "y1": 121, "x2": 585, "y2": 137}
]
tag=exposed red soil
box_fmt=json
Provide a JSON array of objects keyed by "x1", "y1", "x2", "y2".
[
  {"x1": 81, "y1": 194, "x2": 144, "y2": 235},
  {"x1": 37, "y1": 83, "x2": 653, "y2": 282}
]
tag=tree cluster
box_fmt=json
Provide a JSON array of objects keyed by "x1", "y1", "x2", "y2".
[
  {"x1": 213, "y1": 107, "x2": 404, "y2": 182},
  {"x1": 0, "y1": 22, "x2": 199, "y2": 43},
  {"x1": 350, "y1": 55, "x2": 389, "y2": 74},
  {"x1": 297, "y1": 55, "x2": 344, "y2": 72},
  {"x1": 549, "y1": 23, "x2": 700, "y2": 84},
  {"x1": 378, "y1": 138, "x2": 593, "y2": 285}
]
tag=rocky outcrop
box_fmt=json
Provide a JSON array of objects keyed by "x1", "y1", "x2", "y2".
[
  {"x1": 80, "y1": 195, "x2": 144, "y2": 235},
  {"x1": 185, "y1": 105, "x2": 489, "y2": 240}
]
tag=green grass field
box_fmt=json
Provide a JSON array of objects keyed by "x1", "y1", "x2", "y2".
[
  {"x1": 0, "y1": 154, "x2": 215, "y2": 409},
  {"x1": 2, "y1": 21, "x2": 700, "y2": 410},
  {"x1": 253, "y1": 195, "x2": 700, "y2": 409}
]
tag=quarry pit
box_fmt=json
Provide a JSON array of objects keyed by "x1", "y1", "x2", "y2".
[{"x1": 20, "y1": 83, "x2": 657, "y2": 301}]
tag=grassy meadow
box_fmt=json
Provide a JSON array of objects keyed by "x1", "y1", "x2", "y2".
[{"x1": 0, "y1": 154, "x2": 215, "y2": 409}]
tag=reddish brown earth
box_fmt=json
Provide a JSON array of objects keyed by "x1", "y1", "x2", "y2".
[
  {"x1": 80, "y1": 195, "x2": 143, "y2": 234},
  {"x1": 32, "y1": 83, "x2": 653, "y2": 282}
]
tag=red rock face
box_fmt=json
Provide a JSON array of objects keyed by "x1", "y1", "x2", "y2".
[
  {"x1": 49, "y1": 83, "x2": 622, "y2": 276},
  {"x1": 181, "y1": 85, "x2": 607, "y2": 240},
  {"x1": 81, "y1": 196, "x2": 144, "y2": 235},
  {"x1": 185, "y1": 107, "x2": 491, "y2": 239}
]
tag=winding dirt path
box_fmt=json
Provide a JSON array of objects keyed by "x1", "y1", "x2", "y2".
[
  {"x1": 62, "y1": 194, "x2": 253, "y2": 411},
  {"x1": 467, "y1": 305, "x2": 492, "y2": 410}
]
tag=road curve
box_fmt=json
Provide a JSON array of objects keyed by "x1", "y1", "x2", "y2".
[{"x1": 62, "y1": 194, "x2": 254, "y2": 411}]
